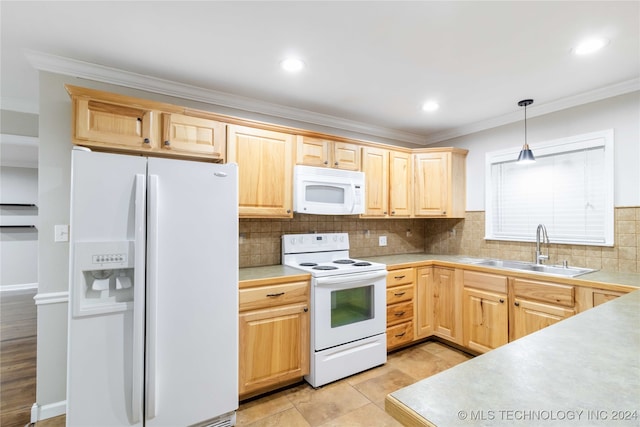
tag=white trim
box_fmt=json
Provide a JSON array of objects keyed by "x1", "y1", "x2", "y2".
[
  {"x1": 31, "y1": 401, "x2": 66, "y2": 423},
  {"x1": 24, "y1": 50, "x2": 427, "y2": 146},
  {"x1": 0, "y1": 282, "x2": 38, "y2": 292},
  {"x1": 0, "y1": 96, "x2": 39, "y2": 115},
  {"x1": 24, "y1": 50, "x2": 639, "y2": 147},
  {"x1": 34, "y1": 291, "x2": 69, "y2": 305}
]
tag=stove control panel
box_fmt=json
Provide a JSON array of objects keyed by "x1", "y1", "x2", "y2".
[{"x1": 282, "y1": 232, "x2": 349, "y2": 254}]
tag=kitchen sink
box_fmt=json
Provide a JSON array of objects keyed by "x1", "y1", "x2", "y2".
[{"x1": 471, "y1": 259, "x2": 596, "y2": 278}]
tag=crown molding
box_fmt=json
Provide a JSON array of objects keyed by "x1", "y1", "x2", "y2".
[
  {"x1": 423, "y1": 77, "x2": 640, "y2": 144},
  {"x1": 23, "y1": 51, "x2": 640, "y2": 147},
  {"x1": 24, "y1": 50, "x2": 428, "y2": 145}
]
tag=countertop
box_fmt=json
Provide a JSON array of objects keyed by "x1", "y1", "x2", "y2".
[
  {"x1": 239, "y1": 253, "x2": 639, "y2": 290},
  {"x1": 385, "y1": 289, "x2": 640, "y2": 427}
]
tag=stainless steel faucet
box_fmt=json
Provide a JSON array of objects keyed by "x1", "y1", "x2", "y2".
[{"x1": 535, "y1": 224, "x2": 549, "y2": 265}]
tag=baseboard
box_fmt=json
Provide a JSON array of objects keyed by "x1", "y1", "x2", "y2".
[
  {"x1": 0, "y1": 282, "x2": 38, "y2": 292},
  {"x1": 31, "y1": 400, "x2": 66, "y2": 423}
]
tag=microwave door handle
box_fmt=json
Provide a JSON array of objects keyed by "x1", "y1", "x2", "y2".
[{"x1": 350, "y1": 180, "x2": 356, "y2": 213}]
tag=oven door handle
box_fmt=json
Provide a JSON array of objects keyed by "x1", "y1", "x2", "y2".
[{"x1": 314, "y1": 270, "x2": 387, "y2": 287}]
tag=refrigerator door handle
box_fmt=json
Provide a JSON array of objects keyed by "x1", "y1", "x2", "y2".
[
  {"x1": 146, "y1": 174, "x2": 160, "y2": 420},
  {"x1": 131, "y1": 174, "x2": 146, "y2": 424}
]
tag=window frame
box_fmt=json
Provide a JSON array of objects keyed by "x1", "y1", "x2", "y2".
[{"x1": 484, "y1": 129, "x2": 614, "y2": 246}]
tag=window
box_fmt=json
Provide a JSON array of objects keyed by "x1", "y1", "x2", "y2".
[{"x1": 485, "y1": 130, "x2": 614, "y2": 246}]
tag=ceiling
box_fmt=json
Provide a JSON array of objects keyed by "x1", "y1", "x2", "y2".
[{"x1": 1, "y1": 1, "x2": 639, "y2": 146}]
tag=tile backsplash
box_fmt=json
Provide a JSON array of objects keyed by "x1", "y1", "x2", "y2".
[
  {"x1": 239, "y1": 215, "x2": 426, "y2": 267},
  {"x1": 424, "y1": 207, "x2": 639, "y2": 273},
  {"x1": 239, "y1": 207, "x2": 639, "y2": 273}
]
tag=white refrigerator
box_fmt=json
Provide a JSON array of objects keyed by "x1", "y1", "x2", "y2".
[{"x1": 66, "y1": 148, "x2": 238, "y2": 426}]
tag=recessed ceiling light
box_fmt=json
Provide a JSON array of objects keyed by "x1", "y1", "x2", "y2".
[
  {"x1": 573, "y1": 38, "x2": 609, "y2": 55},
  {"x1": 280, "y1": 58, "x2": 305, "y2": 72},
  {"x1": 421, "y1": 101, "x2": 440, "y2": 112}
]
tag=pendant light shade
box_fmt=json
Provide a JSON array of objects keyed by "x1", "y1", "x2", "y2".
[{"x1": 517, "y1": 99, "x2": 535, "y2": 164}]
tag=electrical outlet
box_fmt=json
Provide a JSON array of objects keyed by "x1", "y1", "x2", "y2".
[{"x1": 379, "y1": 236, "x2": 387, "y2": 246}]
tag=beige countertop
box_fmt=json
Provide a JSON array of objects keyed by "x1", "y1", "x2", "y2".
[{"x1": 386, "y1": 289, "x2": 640, "y2": 426}]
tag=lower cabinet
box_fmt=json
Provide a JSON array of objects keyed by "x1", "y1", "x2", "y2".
[
  {"x1": 462, "y1": 270, "x2": 508, "y2": 353},
  {"x1": 238, "y1": 279, "x2": 310, "y2": 399},
  {"x1": 386, "y1": 267, "x2": 416, "y2": 350},
  {"x1": 511, "y1": 298, "x2": 575, "y2": 340},
  {"x1": 415, "y1": 266, "x2": 462, "y2": 345}
]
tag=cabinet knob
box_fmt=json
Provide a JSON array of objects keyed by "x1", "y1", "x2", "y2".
[
  {"x1": 499, "y1": 298, "x2": 505, "y2": 303},
  {"x1": 286, "y1": 209, "x2": 291, "y2": 214},
  {"x1": 143, "y1": 138, "x2": 150, "y2": 144},
  {"x1": 163, "y1": 140, "x2": 171, "y2": 146},
  {"x1": 303, "y1": 307, "x2": 309, "y2": 312},
  {"x1": 384, "y1": 211, "x2": 388, "y2": 215},
  {"x1": 442, "y1": 211, "x2": 446, "y2": 215},
  {"x1": 514, "y1": 301, "x2": 520, "y2": 307},
  {"x1": 334, "y1": 162, "x2": 339, "y2": 166},
  {"x1": 391, "y1": 211, "x2": 396, "y2": 215},
  {"x1": 324, "y1": 161, "x2": 329, "y2": 165}
]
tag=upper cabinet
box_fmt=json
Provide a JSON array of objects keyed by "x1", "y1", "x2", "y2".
[
  {"x1": 161, "y1": 111, "x2": 226, "y2": 160},
  {"x1": 296, "y1": 136, "x2": 360, "y2": 170},
  {"x1": 361, "y1": 147, "x2": 412, "y2": 218},
  {"x1": 227, "y1": 124, "x2": 295, "y2": 218},
  {"x1": 67, "y1": 85, "x2": 226, "y2": 162},
  {"x1": 413, "y1": 148, "x2": 468, "y2": 218}
]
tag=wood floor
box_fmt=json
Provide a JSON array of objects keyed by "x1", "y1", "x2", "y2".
[
  {"x1": 1, "y1": 289, "x2": 37, "y2": 427},
  {"x1": 0, "y1": 290, "x2": 473, "y2": 427}
]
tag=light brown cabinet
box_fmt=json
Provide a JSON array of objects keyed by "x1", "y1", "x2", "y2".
[
  {"x1": 386, "y1": 267, "x2": 416, "y2": 350},
  {"x1": 227, "y1": 124, "x2": 295, "y2": 218},
  {"x1": 510, "y1": 278, "x2": 576, "y2": 341},
  {"x1": 462, "y1": 270, "x2": 508, "y2": 353},
  {"x1": 361, "y1": 147, "x2": 412, "y2": 218},
  {"x1": 296, "y1": 136, "x2": 360, "y2": 170},
  {"x1": 238, "y1": 279, "x2": 310, "y2": 398},
  {"x1": 415, "y1": 266, "x2": 462, "y2": 345},
  {"x1": 413, "y1": 148, "x2": 467, "y2": 217},
  {"x1": 161, "y1": 112, "x2": 226, "y2": 160}
]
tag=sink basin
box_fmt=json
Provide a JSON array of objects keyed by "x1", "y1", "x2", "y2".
[{"x1": 472, "y1": 259, "x2": 595, "y2": 278}]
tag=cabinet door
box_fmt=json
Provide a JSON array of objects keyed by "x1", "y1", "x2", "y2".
[
  {"x1": 463, "y1": 288, "x2": 508, "y2": 353},
  {"x1": 389, "y1": 150, "x2": 412, "y2": 217},
  {"x1": 332, "y1": 142, "x2": 361, "y2": 170},
  {"x1": 432, "y1": 267, "x2": 462, "y2": 344},
  {"x1": 227, "y1": 125, "x2": 294, "y2": 217},
  {"x1": 512, "y1": 298, "x2": 575, "y2": 340},
  {"x1": 74, "y1": 97, "x2": 156, "y2": 150},
  {"x1": 161, "y1": 113, "x2": 225, "y2": 160},
  {"x1": 415, "y1": 267, "x2": 434, "y2": 339},
  {"x1": 361, "y1": 146, "x2": 389, "y2": 217},
  {"x1": 414, "y1": 152, "x2": 448, "y2": 216},
  {"x1": 239, "y1": 303, "x2": 309, "y2": 396},
  {"x1": 296, "y1": 136, "x2": 330, "y2": 167}
]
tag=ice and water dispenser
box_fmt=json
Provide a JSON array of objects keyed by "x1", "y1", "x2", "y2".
[{"x1": 72, "y1": 241, "x2": 136, "y2": 317}]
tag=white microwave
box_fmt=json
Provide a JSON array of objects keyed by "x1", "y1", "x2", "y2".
[{"x1": 293, "y1": 165, "x2": 365, "y2": 215}]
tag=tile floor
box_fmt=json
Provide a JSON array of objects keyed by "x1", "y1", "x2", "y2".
[
  {"x1": 34, "y1": 340, "x2": 472, "y2": 427},
  {"x1": 236, "y1": 340, "x2": 472, "y2": 427}
]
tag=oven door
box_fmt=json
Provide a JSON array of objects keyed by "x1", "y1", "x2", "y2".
[{"x1": 312, "y1": 270, "x2": 386, "y2": 351}]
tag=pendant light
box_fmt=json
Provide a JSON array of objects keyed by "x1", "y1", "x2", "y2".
[{"x1": 516, "y1": 99, "x2": 535, "y2": 164}]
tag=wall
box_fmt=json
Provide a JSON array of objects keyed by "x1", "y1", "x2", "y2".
[
  {"x1": 240, "y1": 215, "x2": 425, "y2": 267},
  {"x1": 0, "y1": 110, "x2": 39, "y2": 291}
]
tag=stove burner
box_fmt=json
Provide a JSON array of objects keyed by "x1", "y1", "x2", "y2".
[
  {"x1": 300, "y1": 262, "x2": 318, "y2": 267},
  {"x1": 353, "y1": 262, "x2": 372, "y2": 267},
  {"x1": 333, "y1": 259, "x2": 355, "y2": 264},
  {"x1": 312, "y1": 265, "x2": 339, "y2": 271}
]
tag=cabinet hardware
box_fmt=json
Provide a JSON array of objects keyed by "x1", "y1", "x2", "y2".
[
  {"x1": 286, "y1": 209, "x2": 291, "y2": 214},
  {"x1": 394, "y1": 275, "x2": 406, "y2": 279},
  {"x1": 303, "y1": 307, "x2": 308, "y2": 312},
  {"x1": 394, "y1": 291, "x2": 406, "y2": 297},
  {"x1": 395, "y1": 332, "x2": 406, "y2": 338},
  {"x1": 391, "y1": 211, "x2": 395, "y2": 215},
  {"x1": 334, "y1": 162, "x2": 339, "y2": 166},
  {"x1": 443, "y1": 211, "x2": 446, "y2": 215},
  {"x1": 324, "y1": 161, "x2": 328, "y2": 165},
  {"x1": 499, "y1": 299, "x2": 505, "y2": 303},
  {"x1": 395, "y1": 311, "x2": 405, "y2": 316},
  {"x1": 384, "y1": 211, "x2": 388, "y2": 215},
  {"x1": 266, "y1": 292, "x2": 285, "y2": 297},
  {"x1": 143, "y1": 138, "x2": 150, "y2": 144},
  {"x1": 163, "y1": 140, "x2": 171, "y2": 146},
  {"x1": 514, "y1": 301, "x2": 520, "y2": 307}
]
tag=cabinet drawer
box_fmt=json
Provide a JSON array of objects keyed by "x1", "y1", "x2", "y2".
[
  {"x1": 387, "y1": 321, "x2": 414, "y2": 349},
  {"x1": 463, "y1": 270, "x2": 507, "y2": 293},
  {"x1": 386, "y1": 284, "x2": 413, "y2": 305},
  {"x1": 239, "y1": 281, "x2": 309, "y2": 311},
  {"x1": 387, "y1": 268, "x2": 415, "y2": 287},
  {"x1": 387, "y1": 301, "x2": 414, "y2": 326},
  {"x1": 513, "y1": 278, "x2": 574, "y2": 307}
]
